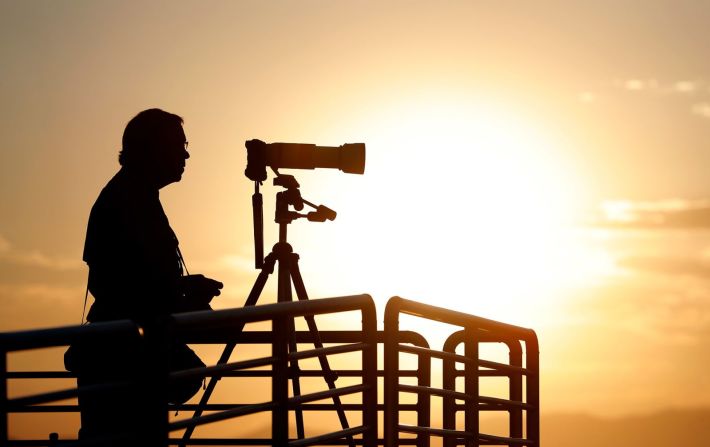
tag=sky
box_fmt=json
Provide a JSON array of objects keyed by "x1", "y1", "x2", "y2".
[{"x1": 3, "y1": 0, "x2": 710, "y2": 442}]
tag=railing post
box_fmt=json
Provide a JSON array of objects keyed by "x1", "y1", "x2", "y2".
[
  {"x1": 1, "y1": 350, "x2": 7, "y2": 446},
  {"x1": 442, "y1": 332, "x2": 460, "y2": 447},
  {"x1": 464, "y1": 327, "x2": 479, "y2": 447},
  {"x1": 383, "y1": 298, "x2": 400, "y2": 447},
  {"x1": 362, "y1": 302, "x2": 378, "y2": 447},
  {"x1": 272, "y1": 316, "x2": 289, "y2": 446},
  {"x1": 526, "y1": 336, "x2": 540, "y2": 446},
  {"x1": 415, "y1": 341, "x2": 431, "y2": 447},
  {"x1": 507, "y1": 340, "x2": 523, "y2": 439}
]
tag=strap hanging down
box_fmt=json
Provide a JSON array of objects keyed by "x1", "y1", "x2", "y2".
[{"x1": 80, "y1": 271, "x2": 89, "y2": 325}]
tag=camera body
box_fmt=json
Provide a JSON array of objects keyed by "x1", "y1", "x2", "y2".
[
  {"x1": 245, "y1": 139, "x2": 365, "y2": 181},
  {"x1": 178, "y1": 274, "x2": 223, "y2": 311}
]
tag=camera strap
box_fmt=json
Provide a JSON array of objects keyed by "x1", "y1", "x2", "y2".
[
  {"x1": 80, "y1": 271, "x2": 89, "y2": 325},
  {"x1": 177, "y1": 244, "x2": 190, "y2": 276}
]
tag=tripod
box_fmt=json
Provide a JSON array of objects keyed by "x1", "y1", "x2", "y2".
[{"x1": 182, "y1": 174, "x2": 354, "y2": 446}]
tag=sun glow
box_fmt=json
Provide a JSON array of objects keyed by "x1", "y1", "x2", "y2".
[{"x1": 295, "y1": 96, "x2": 607, "y2": 327}]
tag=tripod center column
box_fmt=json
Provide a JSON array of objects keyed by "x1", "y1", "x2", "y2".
[{"x1": 274, "y1": 242, "x2": 294, "y2": 303}]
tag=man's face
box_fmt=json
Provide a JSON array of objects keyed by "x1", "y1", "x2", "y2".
[{"x1": 153, "y1": 124, "x2": 190, "y2": 188}]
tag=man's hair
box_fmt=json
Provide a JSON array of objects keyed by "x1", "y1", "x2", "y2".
[{"x1": 119, "y1": 108, "x2": 184, "y2": 166}]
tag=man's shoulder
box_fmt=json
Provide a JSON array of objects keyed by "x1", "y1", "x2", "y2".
[
  {"x1": 91, "y1": 169, "x2": 149, "y2": 213},
  {"x1": 84, "y1": 171, "x2": 137, "y2": 258}
]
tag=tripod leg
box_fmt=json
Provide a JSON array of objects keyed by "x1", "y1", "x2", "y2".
[
  {"x1": 287, "y1": 318, "x2": 306, "y2": 439},
  {"x1": 181, "y1": 253, "x2": 277, "y2": 444},
  {"x1": 278, "y1": 246, "x2": 306, "y2": 440},
  {"x1": 289, "y1": 254, "x2": 356, "y2": 447}
]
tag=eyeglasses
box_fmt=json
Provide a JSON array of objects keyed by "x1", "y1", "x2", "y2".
[{"x1": 184, "y1": 141, "x2": 189, "y2": 150}]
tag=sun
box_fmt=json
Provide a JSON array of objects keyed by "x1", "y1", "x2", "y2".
[{"x1": 292, "y1": 95, "x2": 604, "y2": 328}]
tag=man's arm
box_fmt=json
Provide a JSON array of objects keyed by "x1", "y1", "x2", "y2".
[{"x1": 176, "y1": 274, "x2": 223, "y2": 312}]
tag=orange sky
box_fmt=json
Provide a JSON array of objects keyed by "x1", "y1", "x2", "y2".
[{"x1": 3, "y1": 0, "x2": 710, "y2": 437}]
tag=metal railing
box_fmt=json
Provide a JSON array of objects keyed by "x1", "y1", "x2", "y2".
[
  {"x1": 1, "y1": 320, "x2": 144, "y2": 446},
  {"x1": 384, "y1": 296, "x2": 540, "y2": 447},
  {"x1": 1, "y1": 294, "x2": 378, "y2": 447},
  {"x1": 1, "y1": 295, "x2": 539, "y2": 447}
]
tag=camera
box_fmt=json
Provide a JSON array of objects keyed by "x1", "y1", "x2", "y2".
[{"x1": 245, "y1": 139, "x2": 365, "y2": 182}]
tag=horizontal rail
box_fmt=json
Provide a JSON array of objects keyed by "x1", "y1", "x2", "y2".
[
  {"x1": 479, "y1": 359, "x2": 534, "y2": 376},
  {"x1": 169, "y1": 439, "x2": 286, "y2": 446},
  {"x1": 176, "y1": 330, "x2": 426, "y2": 346},
  {"x1": 399, "y1": 345, "x2": 534, "y2": 377},
  {"x1": 172, "y1": 295, "x2": 374, "y2": 333},
  {"x1": 288, "y1": 426, "x2": 369, "y2": 447},
  {"x1": 181, "y1": 403, "x2": 418, "y2": 413},
  {"x1": 7, "y1": 368, "x2": 421, "y2": 380},
  {"x1": 6, "y1": 405, "x2": 78, "y2": 413},
  {"x1": 218, "y1": 369, "x2": 417, "y2": 378},
  {"x1": 172, "y1": 441, "x2": 419, "y2": 446},
  {"x1": 479, "y1": 433, "x2": 535, "y2": 445},
  {"x1": 387, "y1": 296, "x2": 537, "y2": 340},
  {"x1": 398, "y1": 344, "x2": 476, "y2": 366},
  {"x1": 288, "y1": 384, "x2": 368, "y2": 407},
  {"x1": 169, "y1": 356, "x2": 276, "y2": 381},
  {"x1": 397, "y1": 424, "x2": 475, "y2": 439},
  {"x1": 288, "y1": 342, "x2": 368, "y2": 361},
  {"x1": 7, "y1": 380, "x2": 133, "y2": 408},
  {"x1": 478, "y1": 396, "x2": 534, "y2": 410},
  {"x1": 5, "y1": 402, "x2": 421, "y2": 413},
  {"x1": 398, "y1": 384, "x2": 473, "y2": 402},
  {"x1": 171, "y1": 438, "x2": 417, "y2": 446},
  {"x1": 295, "y1": 403, "x2": 419, "y2": 412},
  {"x1": 477, "y1": 369, "x2": 520, "y2": 377},
  {"x1": 6, "y1": 371, "x2": 74, "y2": 379},
  {"x1": 0, "y1": 320, "x2": 142, "y2": 352},
  {"x1": 168, "y1": 401, "x2": 277, "y2": 431}
]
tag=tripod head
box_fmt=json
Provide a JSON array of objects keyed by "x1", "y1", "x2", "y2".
[
  {"x1": 251, "y1": 171, "x2": 337, "y2": 269},
  {"x1": 274, "y1": 174, "x2": 337, "y2": 224}
]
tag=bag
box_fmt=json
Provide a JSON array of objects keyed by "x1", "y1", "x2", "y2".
[
  {"x1": 65, "y1": 339, "x2": 205, "y2": 405},
  {"x1": 167, "y1": 342, "x2": 205, "y2": 404}
]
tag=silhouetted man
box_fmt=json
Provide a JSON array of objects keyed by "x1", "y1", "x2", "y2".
[{"x1": 66, "y1": 108, "x2": 222, "y2": 444}]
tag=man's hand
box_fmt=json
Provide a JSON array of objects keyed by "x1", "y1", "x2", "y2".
[{"x1": 178, "y1": 274, "x2": 223, "y2": 311}]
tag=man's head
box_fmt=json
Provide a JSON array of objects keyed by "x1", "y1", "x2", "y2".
[{"x1": 119, "y1": 108, "x2": 190, "y2": 188}]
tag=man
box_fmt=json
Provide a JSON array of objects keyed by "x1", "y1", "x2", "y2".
[{"x1": 67, "y1": 108, "x2": 223, "y2": 443}]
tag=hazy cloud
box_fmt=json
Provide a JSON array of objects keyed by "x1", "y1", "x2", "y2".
[
  {"x1": 594, "y1": 78, "x2": 710, "y2": 125},
  {"x1": 618, "y1": 256, "x2": 710, "y2": 279},
  {"x1": 0, "y1": 282, "x2": 85, "y2": 330},
  {"x1": 0, "y1": 234, "x2": 9, "y2": 253},
  {"x1": 595, "y1": 199, "x2": 710, "y2": 228},
  {"x1": 610, "y1": 78, "x2": 710, "y2": 96},
  {"x1": 623, "y1": 79, "x2": 649, "y2": 91},
  {"x1": 674, "y1": 80, "x2": 697, "y2": 93},
  {"x1": 9, "y1": 250, "x2": 83, "y2": 270},
  {"x1": 0, "y1": 282, "x2": 83, "y2": 302},
  {"x1": 692, "y1": 102, "x2": 710, "y2": 118},
  {"x1": 0, "y1": 233, "x2": 82, "y2": 271},
  {"x1": 615, "y1": 78, "x2": 661, "y2": 91},
  {"x1": 571, "y1": 220, "x2": 710, "y2": 347},
  {"x1": 576, "y1": 272, "x2": 710, "y2": 345}
]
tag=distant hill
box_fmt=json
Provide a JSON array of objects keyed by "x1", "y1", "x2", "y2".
[{"x1": 542, "y1": 408, "x2": 710, "y2": 447}]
